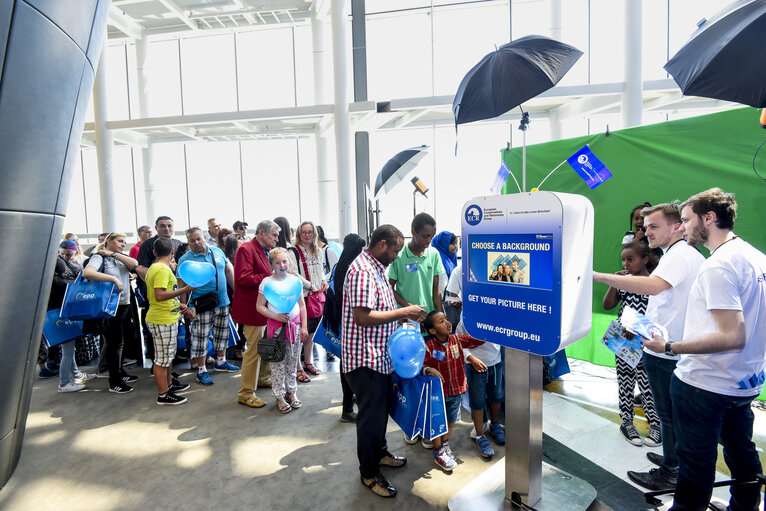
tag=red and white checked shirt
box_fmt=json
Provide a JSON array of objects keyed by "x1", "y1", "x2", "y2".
[
  {"x1": 341, "y1": 249, "x2": 398, "y2": 374},
  {"x1": 424, "y1": 334, "x2": 484, "y2": 396}
]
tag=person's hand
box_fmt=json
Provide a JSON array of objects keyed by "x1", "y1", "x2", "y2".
[
  {"x1": 129, "y1": 273, "x2": 136, "y2": 281},
  {"x1": 97, "y1": 249, "x2": 112, "y2": 258},
  {"x1": 451, "y1": 299, "x2": 463, "y2": 308},
  {"x1": 642, "y1": 331, "x2": 666, "y2": 353},
  {"x1": 183, "y1": 308, "x2": 196, "y2": 320},
  {"x1": 469, "y1": 357, "x2": 487, "y2": 373},
  {"x1": 320, "y1": 281, "x2": 329, "y2": 292},
  {"x1": 277, "y1": 313, "x2": 291, "y2": 323},
  {"x1": 402, "y1": 304, "x2": 426, "y2": 322},
  {"x1": 425, "y1": 367, "x2": 444, "y2": 381},
  {"x1": 113, "y1": 276, "x2": 123, "y2": 293},
  {"x1": 634, "y1": 229, "x2": 646, "y2": 242},
  {"x1": 615, "y1": 270, "x2": 629, "y2": 276},
  {"x1": 183, "y1": 285, "x2": 196, "y2": 293},
  {"x1": 300, "y1": 327, "x2": 308, "y2": 342}
]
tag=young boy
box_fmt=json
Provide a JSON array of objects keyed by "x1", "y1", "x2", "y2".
[
  {"x1": 145, "y1": 238, "x2": 195, "y2": 405},
  {"x1": 422, "y1": 310, "x2": 484, "y2": 471}
]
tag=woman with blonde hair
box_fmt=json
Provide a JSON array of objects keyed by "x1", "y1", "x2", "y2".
[{"x1": 83, "y1": 233, "x2": 139, "y2": 393}]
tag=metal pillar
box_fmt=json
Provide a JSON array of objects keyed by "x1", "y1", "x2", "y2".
[
  {"x1": 93, "y1": 40, "x2": 118, "y2": 232},
  {"x1": 622, "y1": 0, "x2": 642, "y2": 128},
  {"x1": 331, "y1": 0, "x2": 356, "y2": 236}
]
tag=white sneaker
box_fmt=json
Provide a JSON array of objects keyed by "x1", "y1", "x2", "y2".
[
  {"x1": 74, "y1": 372, "x2": 96, "y2": 383},
  {"x1": 95, "y1": 371, "x2": 109, "y2": 379},
  {"x1": 58, "y1": 382, "x2": 85, "y2": 393},
  {"x1": 403, "y1": 433, "x2": 418, "y2": 445},
  {"x1": 469, "y1": 422, "x2": 490, "y2": 439}
]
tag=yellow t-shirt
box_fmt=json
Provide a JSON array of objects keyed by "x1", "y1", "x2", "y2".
[{"x1": 145, "y1": 262, "x2": 180, "y2": 325}]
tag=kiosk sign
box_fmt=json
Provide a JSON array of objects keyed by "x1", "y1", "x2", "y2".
[{"x1": 461, "y1": 192, "x2": 592, "y2": 355}]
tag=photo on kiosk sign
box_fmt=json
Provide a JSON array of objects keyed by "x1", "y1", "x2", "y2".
[{"x1": 461, "y1": 192, "x2": 593, "y2": 356}]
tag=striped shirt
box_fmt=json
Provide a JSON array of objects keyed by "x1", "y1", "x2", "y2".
[
  {"x1": 341, "y1": 249, "x2": 398, "y2": 374},
  {"x1": 424, "y1": 334, "x2": 484, "y2": 396}
]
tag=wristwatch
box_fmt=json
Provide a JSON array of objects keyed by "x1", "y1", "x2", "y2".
[{"x1": 664, "y1": 341, "x2": 677, "y2": 356}]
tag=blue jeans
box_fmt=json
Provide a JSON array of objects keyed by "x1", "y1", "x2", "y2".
[
  {"x1": 466, "y1": 361, "x2": 505, "y2": 411},
  {"x1": 58, "y1": 340, "x2": 79, "y2": 386},
  {"x1": 642, "y1": 352, "x2": 678, "y2": 479},
  {"x1": 670, "y1": 376, "x2": 762, "y2": 511}
]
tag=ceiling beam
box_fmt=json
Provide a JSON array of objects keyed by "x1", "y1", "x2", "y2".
[
  {"x1": 158, "y1": 0, "x2": 199, "y2": 31},
  {"x1": 108, "y1": 4, "x2": 144, "y2": 40},
  {"x1": 550, "y1": 93, "x2": 622, "y2": 120}
]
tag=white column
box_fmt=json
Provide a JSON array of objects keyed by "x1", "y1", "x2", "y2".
[
  {"x1": 548, "y1": 0, "x2": 563, "y2": 140},
  {"x1": 331, "y1": 0, "x2": 356, "y2": 237},
  {"x1": 622, "y1": 0, "x2": 642, "y2": 128},
  {"x1": 93, "y1": 42, "x2": 118, "y2": 232},
  {"x1": 312, "y1": 7, "x2": 338, "y2": 237},
  {"x1": 135, "y1": 35, "x2": 157, "y2": 225}
]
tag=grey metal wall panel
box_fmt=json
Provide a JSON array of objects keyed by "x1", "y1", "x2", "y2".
[
  {"x1": 0, "y1": 1, "x2": 14, "y2": 80},
  {"x1": 0, "y1": 1, "x2": 85, "y2": 214},
  {"x1": 23, "y1": 0, "x2": 97, "y2": 54},
  {"x1": 85, "y1": 0, "x2": 109, "y2": 66}
]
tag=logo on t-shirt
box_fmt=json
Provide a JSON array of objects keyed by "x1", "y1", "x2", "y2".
[{"x1": 405, "y1": 263, "x2": 418, "y2": 272}]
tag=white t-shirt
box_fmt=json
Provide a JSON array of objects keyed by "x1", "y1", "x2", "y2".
[
  {"x1": 87, "y1": 254, "x2": 131, "y2": 305},
  {"x1": 644, "y1": 240, "x2": 705, "y2": 359},
  {"x1": 675, "y1": 238, "x2": 766, "y2": 397}
]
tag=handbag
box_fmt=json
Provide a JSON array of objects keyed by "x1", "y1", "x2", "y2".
[
  {"x1": 60, "y1": 257, "x2": 120, "y2": 320},
  {"x1": 258, "y1": 325, "x2": 286, "y2": 362},
  {"x1": 293, "y1": 246, "x2": 326, "y2": 319},
  {"x1": 313, "y1": 321, "x2": 341, "y2": 358},
  {"x1": 42, "y1": 308, "x2": 83, "y2": 346},
  {"x1": 192, "y1": 249, "x2": 219, "y2": 313}
]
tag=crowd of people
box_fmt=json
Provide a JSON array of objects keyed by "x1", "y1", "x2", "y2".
[{"x1": 38, "y1": 186, "x2": 765, "y2": 509}]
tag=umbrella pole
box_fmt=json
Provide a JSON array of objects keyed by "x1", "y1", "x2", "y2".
[{"x1": 518, "y1": 110, "x2": 530, "y2": 192}]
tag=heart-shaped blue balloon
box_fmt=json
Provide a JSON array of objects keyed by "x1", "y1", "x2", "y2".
[
  {"x1": 178, "y1": 261, "x2": 216, "y2": 288},
  {"x1": 263, "y1": 275, "x2": 303, "y2": 313},
  {"x1": 388, "y1": 327, "x2": 426, "y2": 379}
]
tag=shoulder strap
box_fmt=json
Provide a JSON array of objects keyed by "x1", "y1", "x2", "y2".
[
  {"x1": 289, "y1": 246, "x2": 305, "y2": 277},
  {"x1": 208, "y1": 248, "x2": 219, "y2": 288},
  {"x1": 324, "y1": 246, "x2": 330, "y2": 272}
]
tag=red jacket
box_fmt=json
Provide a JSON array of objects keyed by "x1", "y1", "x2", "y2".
[{"x1": 231, "y1": 238, "x2": 271, "y2": 326}]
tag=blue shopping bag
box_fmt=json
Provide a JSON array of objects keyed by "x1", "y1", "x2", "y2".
[
  {"x1": 206, "y1": 316, "x2": 239, "y2": 357},
  {"x1": 422, "y1": 375, "x2": 449, "y2": 441},
  {"x1": 42, "y1": 309, "x2": 82, "y2": 346},
  {"x1": 313, "y1": 321, "x2": 342, "y2": 358},
  {"x1": 390, "y1": 373, "x2": 428, "y2": 439},
  {"x1": 177, "y1": 321, "x2": 187, "y2": 350},
  {"x1": 60, "y1": 273, "x2": 119, "y2": 320}
]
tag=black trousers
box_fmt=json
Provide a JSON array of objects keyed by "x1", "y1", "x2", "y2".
[
  {"x1": 345, "y1": 367, "x2": 391, "y2": 479},
  {"x1": 341, "y1": 372, "x2": 354, "y2": 415},
  {"x1": 105, "y1": 304, "x2": 130, "y2": 386}
]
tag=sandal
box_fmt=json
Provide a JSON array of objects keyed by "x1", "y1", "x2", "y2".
[
  {"x1": 297, "y1": 370, "x2": 311, "y2": 383},
  {"x1": 304, "y1": 363, "x2": 321, "y2": 376},
  {"x1": 277, "y1": 397, "x2": 292, "y2": 414},
  {"x1": 286, "y1": 393, "x2": 301, "y2": 408}
]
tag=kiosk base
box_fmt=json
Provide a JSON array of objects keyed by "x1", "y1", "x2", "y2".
[{"x1": 448, "y1": 460, "x2": 597, "y2": 511}]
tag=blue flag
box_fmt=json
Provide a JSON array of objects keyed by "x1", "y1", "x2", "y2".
[
  {"x1": 566, "y1": 146, "x2": 612, "y2": 189},
  {"x1": 490, "y1": 161, "x2": 511, "y2": 194}
]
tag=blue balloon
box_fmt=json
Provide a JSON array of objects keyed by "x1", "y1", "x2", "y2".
[
  {"x1": 178, "y1": 261, "x2": 216, "y2": 288},
  {"x1": 262, "y1": 275, "x2": 303, "y2": 314},
  {"x1": 329, "y1": 241, "x2": 342, "y2": 257},
  {"x1": 388, "y1": 327, "x2": 426, "y2": 379}
]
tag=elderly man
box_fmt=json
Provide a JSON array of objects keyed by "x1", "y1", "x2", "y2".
[
  {"x1": 205, "y1": 218, "x2": 221, "y2": 247},
  {"x1": 643, "y1": 189, "x2": 766, "y2": 511},
  {"x1": 594, "y1": 203, "x2": 704, "y2": 491},
  {"x1": 129, "y1": 225, "x2": 152, "y2": 259},
  {"x1": 231, "y1": 220, "x2": 280, "y2": 408},
  {"x1": 178, "y1": 227, "x2": 239, "y2": 386},
  {"x1": 342, "y1": 224, "x2": 426, "y2": 498}
]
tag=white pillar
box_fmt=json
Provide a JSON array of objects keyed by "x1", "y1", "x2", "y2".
[
  {"x1": 548, "y1": 0, "x2": 563, "y2": 140},
  {"x1": 622, "y1": 0, "x2": 642, "y2": 128},
  {"x1": 312, "y1": 7, "x2": 337, "y2": 237},
  {"x1": 93, "y1": 42, "x2": 118, "y2": 232},
  {"x1": 331, "y1": 0, "x2": 356, "y2": 237},
  {"x1": 135, "y1": 35, "x2": 157, "y2": 225}
]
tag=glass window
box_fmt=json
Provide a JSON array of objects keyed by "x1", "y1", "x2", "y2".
[
  {"x1": 150, "y1": 143, "x2": 188, "y2": 227},
  {"x1": 62, "y1": 151, "x2": 88, "y2": 234},
  {"x1": 106, "y1": 44, "x2": 130, "y2": 120},
  {"x1": 589, "y1": 0, "x2": 626, "y2": 84},
  {"x1": 643, "y1": 0, "x2": 669, "y2": 81},
  {"x1": 241, "y1": 139, "x2": 300, "y2": 225},
  {"x1": 112, "y1": 145, "x2": 138, "y2": 231},
  {"x1": 185, "y1": 141, "x2": 243, "y2": 229},
  {"x1": 558, "y1": 0, "x2": 588, "y2": 86},
  {"x1": 293, "y1": 25, "x2": 316, "y2": 106},
  {"x1": 80, "y1": 148, "x2": 103, "y2": 232},
  {"x1": 668, "y1": 0, "x2": 730, "y2": 56},
  {"x1": 147, "y1": 39, "x2": 182, "y2": 117},
  {"x1": 237, "y1": 28, "x2": 296, "y2": 110},
  {"x1": 181, "y1": 34, "x2": 237, "y2": 114}
]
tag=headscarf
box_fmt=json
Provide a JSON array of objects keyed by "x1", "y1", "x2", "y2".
[
  {"x1": 59, "y1": 239, "x2": 78, "y2": 251},
  {"x1": 432, "y1": 231, "x2": 457, "y2": 278},
  {"x1": 323, "y1": 233, "x2": 366, "y2": 335}
]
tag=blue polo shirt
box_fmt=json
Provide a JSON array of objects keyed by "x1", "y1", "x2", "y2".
[{"x1": 177, "y1": 246, "x2": 230, "y2": 308}]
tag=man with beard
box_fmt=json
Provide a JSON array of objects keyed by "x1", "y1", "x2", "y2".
[
  {"x1": 643, "y1": 189, "x2": 765, "y2": 511},
  {"x1": 593, "y1": 203, "x2": 705, "y2": 491}
]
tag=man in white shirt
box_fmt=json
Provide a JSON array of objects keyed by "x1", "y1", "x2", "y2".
[
  {"x1": 643, "y1": 188, "x2": 765, "y2": 511},
  {"x1": 594, "y1": 203, "x2": 705, "y2": 491},
  {"x1": 205, "y1": 217, "x2": 221, "y2": 247}
]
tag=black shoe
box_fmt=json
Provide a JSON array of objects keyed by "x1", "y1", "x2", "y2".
[
  {"x1": 171, "y1": 371, "x2": 180, "y2": 379},
  {"x1": 379, "y1": 450, "x2": 407, "y2": 468},
  {"x1": 109, "y1": 382, "x2": 134, "y2": 394},
  {"x1": 122, "y1": 373, "x2": 139, "y2": 383},
  {"x1": 326, "y1": 352, "x2": 336, "y2": 361},
  {"x1": 169, "y1": 380, "x2": 191, "y2": 393},
  {"x1": 340, "y1": 412, "x2": 357, "y2": 423},
  {"x1": 647, "y1": 452, "x2": 664, "y2": 467},
  {"x1": 633, "y1": 394, "x2": 643, "y2": 407},
  {"x1": 157, "y1": 392, "x2": 187, "y2": 406},
  {"x1": 361, "y1": 473, "x2": 397, "y2": 498},
  {"x1": 708, "y1": 502, "x2": 728, "y2": 511},
  {"x1": 627, "y1": 468, "x2": 676, "y2": 490}
]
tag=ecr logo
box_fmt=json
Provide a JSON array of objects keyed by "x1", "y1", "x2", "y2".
[
  {"x1": 75, "y1": 292, "x2": 95, "y2": 301},
  {"x1": 577, "y1": 154, "x2": 594, "y2": 170},
  {"x1": 465, "y1": 205, "x2": 482, "y2": 226}
]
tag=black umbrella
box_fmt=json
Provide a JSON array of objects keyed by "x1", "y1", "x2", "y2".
[
  {"x1": 664, "y1": 0, "x2": 766, "y2": 108},
  {"x1": 453, "y1": 35, "x2": 583, "y2": 126},
  {"x1": 374, "y1": 145, "x2": 429, "y2": 198}
]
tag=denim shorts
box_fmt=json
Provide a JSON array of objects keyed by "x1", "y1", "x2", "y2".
[
  {"x1": 466, "y1": 361, "x2": 505, "y2": 411},
  {"x1": 444, "y1": 393, "x2": 463, "y2": 424}
]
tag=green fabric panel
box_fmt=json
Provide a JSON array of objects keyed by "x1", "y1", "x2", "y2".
[{"x1": 564, "y1": 313, "x2": 617, "y2": 367}]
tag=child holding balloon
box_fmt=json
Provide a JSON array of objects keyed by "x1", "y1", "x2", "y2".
[
  {"x1": 422, "y1": 310, "x2": 484, "y2": 471},
  {"x1": 256, "y1": 247, "x2": 308, "y2": 414}
]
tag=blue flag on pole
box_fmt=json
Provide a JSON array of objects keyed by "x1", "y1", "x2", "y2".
[
  {"x1": 490, "y1": 161, "x2": 511, "y2": 194},
  {"x1": 566, "y1": 146, "x2": 612, "y2": 189}
]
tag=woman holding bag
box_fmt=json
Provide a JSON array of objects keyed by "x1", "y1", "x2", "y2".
[
  {"x1": 290, "y1": 221, "x2": 329, "y2": 378},
  {"x1": 83, "y1": 233, "x2": 139, "y2": 394}
]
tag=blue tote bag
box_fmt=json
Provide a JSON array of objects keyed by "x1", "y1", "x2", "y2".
[
  {"x1": 422, "y1": 375, "x2": 449, "y2": 441},
  {"x1": 313, "y1": 321, "x2": 342, "y2": 358},
  {"x1": 60, "y1": 273, "x2": 119, "y2": 320},
  {"x1": 42, "y1": 309, "x2": 82, "y2": 346},
  {"x1": 390, "y1": 373, "x2": 428, "y2": 439}
]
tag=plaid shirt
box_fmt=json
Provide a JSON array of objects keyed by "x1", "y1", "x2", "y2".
[
  {"x1": 341, "y1": 249, "x2": 398, "y2": 374},
  {"x1": 424, "y1": 334, "x2": 483, "y2": 396}
]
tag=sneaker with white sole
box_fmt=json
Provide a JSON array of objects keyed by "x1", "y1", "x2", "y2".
[
  {"x1": 196, "y1": 371, "x2": 214, "y2": 386},
  {"x1": 214, "y1": 361, "x2": 240, "y2": 372},
  {"x1": 421, "y1": 437, "x2": 433, "y2": 449},
  {"x1": 157, "y1": 392, "x2": 187, "y2": 406},
  {"x1": 469, "y1": 422, "x2": 491, "y2": 439},
  {"x1": 74, "y1": 372, "x2": 96, "y2": 383},
  {"x1": 475, "y1": 435, "x2": 494, "y2": 459},
  {"x1": 170, "y1": 380, "x2": 191, "y2": 392},
  {"x1": 122, "y1": 374, "x2": 139, "y2": 383},
  {"x1": 109, "y1": 382, "x2": 134, "y2": 394},
  {"x1": 95, "y1": 371, "x2": 109, "y2": 379},
  {"x1": 433, "y1": 447, "x2": 457, "y2": 471},
  {"x1": 443, "y1": 441, "x2": 456, "y2": 460},
  {"x1": 620, "y1": 422, "x2": 642, "y2": 446},
  {"x1": 643, "y1": 426, "x2": 662, "y2": 447},
  {"x1": 403, "y1": 433, "x2": 418, "y2": 445},
  {"x1": 489, "y1": 422, "x2": 506, "y2": 445},
  {"x1": 58, "y1": 382, "x2": 85, "y2": 393}
]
